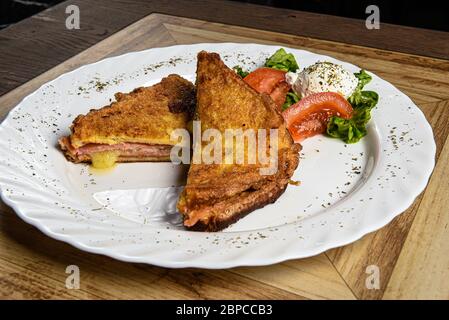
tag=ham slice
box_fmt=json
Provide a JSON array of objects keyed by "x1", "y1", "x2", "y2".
[
  {"x1": 76, "y1": 142, "x2": 172, "y2": 158},
  {"x1": 58, "y1": 137, "x2": 172, "y2": 162}
]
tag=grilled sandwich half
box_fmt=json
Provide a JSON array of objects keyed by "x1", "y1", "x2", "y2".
[
  {"x1": 59, "y1": 74, "x2": 195, "y2": 168},
  {"x1": 177, "y1": 51, "x2": 300, "y2": 231}
]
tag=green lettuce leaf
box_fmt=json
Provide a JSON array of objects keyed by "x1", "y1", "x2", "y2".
[
  {"x1": 353, "y1": 69, "x2": 372, "y2": 91},
  {"x1": 348, "y1": 90, "x2": 379, "y2": 110},
  {"x1": 233, "y1": 65, "x2": 249, "y2": 78},
  {"x1": 327, "y1": 107, "x2": 372, "y2": 144},
  {"x1": 264, "y1": 48, "x2": 299, "y2": 72},
  {"x1": 282, "y1": 91, "x2": 300, "y2": 111},
  {"x1": 326, "y1": 70, "x2": 379, "y2": 144}
]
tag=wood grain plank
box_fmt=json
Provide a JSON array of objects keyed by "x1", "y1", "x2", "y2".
[
  {"x1": 0, "y1": 13, "x2": 176, "y2": 121},
  {"x1": 383, "y1": 132, "x2": 449, "y2": 299},
  {"x1": 3, "y1": 15, "x2": 446, "y2": 124},
  {"x1": 0, "y1": 14, "x2": 447, "y2": 300},
  {"x1": 325, "y1": 100, "x2": 449, "y2": 300},
  {"x1": 0, "y1": 1, "x2": 143, "y2": 96},
  {"x1": 231, "y1": 255, "x2": 356, "y2": 300},
  {"x1": 161, "y1": 16, "x2": 449, "y2": 104},
  {"x1": 1, "y1": 0, "x2": 448, "y2": 97},
  {"x1": 0, "y1": 15, "x2": 311, "y2": 300},
  {"x1": 0, "y1": 209, "x2": 303, "y2": 299},
  {"x1": 0, "y1": 258, "x2": 97, "y2": 299}
]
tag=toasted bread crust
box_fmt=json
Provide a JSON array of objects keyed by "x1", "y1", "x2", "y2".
[
  {"x1": 178, "y1": 51, "x2": 300, "y2": 231},
  {"x1": 187, "y1": 185, "x2": 287, "y2": 232},
  {"x1": 185, "y1": 146, "x2": 300, "y2": 232},
  {"x1": 68, "y1": 74, "x2": 195, "y2": 148},
  {"x1": 59, "y1": 74, "x2": 195, "y2": 163}
]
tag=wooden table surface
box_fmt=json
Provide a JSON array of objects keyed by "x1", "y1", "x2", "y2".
[{"x1": 0, "y1": 1, "x2": 448, "y2": 300}]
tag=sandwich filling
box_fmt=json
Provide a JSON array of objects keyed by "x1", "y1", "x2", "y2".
[
  {"x1": 59, "y1": 137, "x2": 173, "y2": 168},
  {"x1": 59, "y1": 74, "x2": 195, "y2": 168}
]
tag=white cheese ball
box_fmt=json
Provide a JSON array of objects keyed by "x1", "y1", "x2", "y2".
[{"x1": 286, "y1": 62, "x2": 358, "y2": 98}]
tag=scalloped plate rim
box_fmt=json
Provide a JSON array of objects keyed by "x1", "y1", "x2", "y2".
[{"x1": 0, "y1": 42, "x2": 436, "y2": 268}]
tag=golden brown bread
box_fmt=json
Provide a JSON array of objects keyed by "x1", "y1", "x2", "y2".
[
  {"x1": 59, "y1": 74, "x2": 195, "y2": 163},
  {"x1": 177, "y1": 51, "x2": 300, "y2": 231},
  {"x1": 69, "y1": 74, "x2": 195, "y2": 148}
]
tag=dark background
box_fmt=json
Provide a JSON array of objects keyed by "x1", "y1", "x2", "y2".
[
  {"x1": 0, "y1": 0, "x2": 64, "y2": 29},
  {"x1": 1, "y1": 0, "x2": 448, "y2": 31},
  {"x1": 234, "y1": 0, "x2": 449, "y2": 31}
]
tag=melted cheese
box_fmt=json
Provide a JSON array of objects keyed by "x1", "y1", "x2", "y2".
[{"x1": 90, "y1": 151, "x2": 119, "y2": 169}]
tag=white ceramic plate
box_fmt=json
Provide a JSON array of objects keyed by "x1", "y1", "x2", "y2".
[{"x1": 0, "y1": 43, "x2": 435, "y2": 268}]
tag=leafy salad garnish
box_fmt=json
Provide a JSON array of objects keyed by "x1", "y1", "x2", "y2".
[
  {"x1": 234, "y1": 48, "x2": 299, "y2": 78},
  {"x1": 327, "y1": 70, "x2": 379, "y2": 144},
  {"x1": 265, "y1": 48, "x2": 301, "y2": 110},
  {"x1": 233, "y1": 65, "x2": 249, "y2": 78},
  {"x1": 264, "y1": 48, "x2": 299, "y2": 72},
  {"x1": 282, "y1": 91, "x2": 300, "y2": 110}
]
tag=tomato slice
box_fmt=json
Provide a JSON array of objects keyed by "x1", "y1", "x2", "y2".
[
  {"x1": 244, "y1": 67, "x2": 290, "y2": 109},
  {"x1": 244, "y1": 67, "x2": 286, "y2": 93},
  {"x1": 270, "y1": 81, "x2": 291, "y2": 108},
  {"x1": 282, "y1": 92, "x2": 353, "y2": 143}
]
